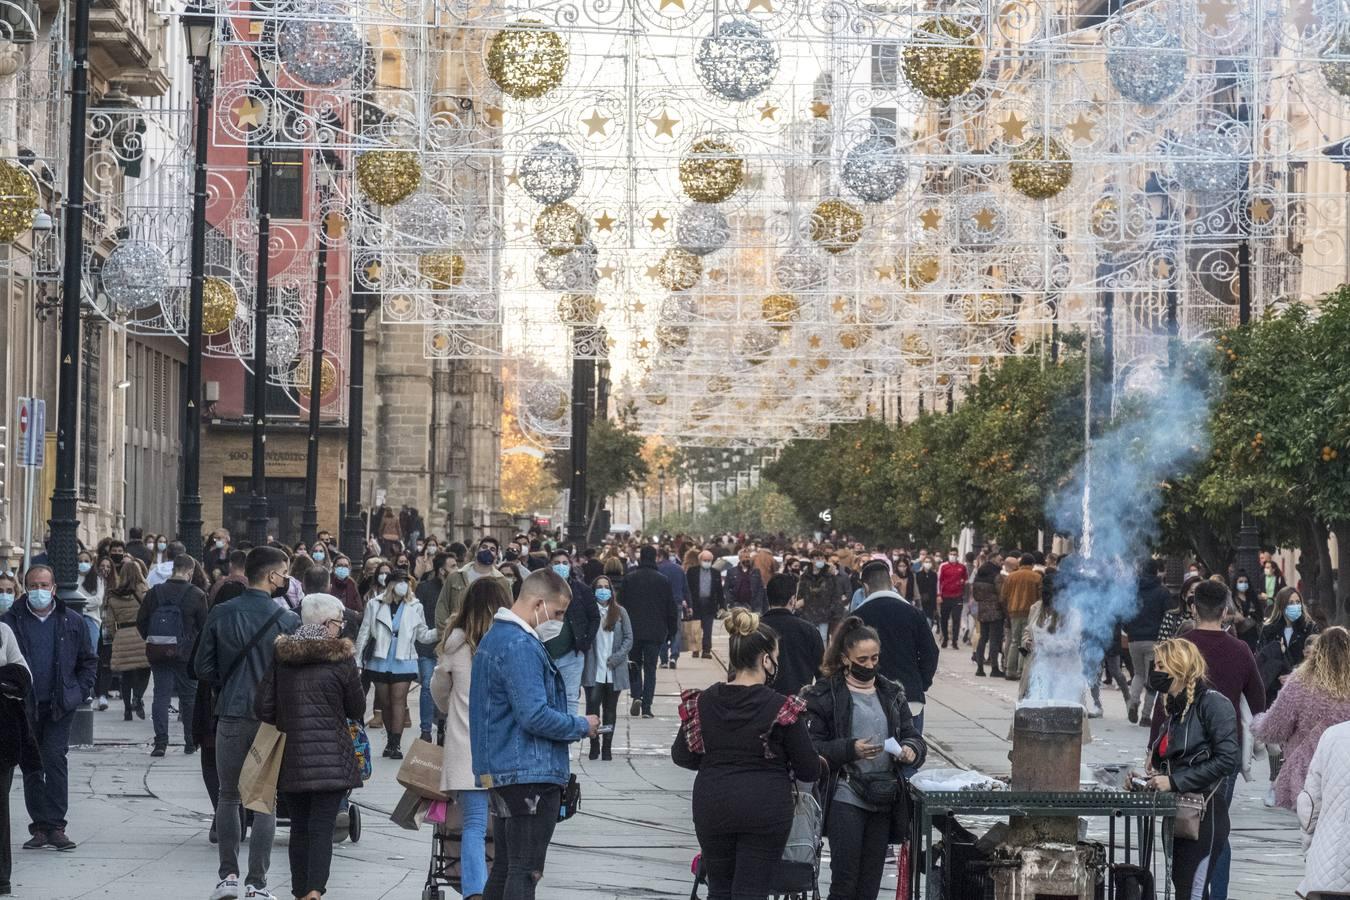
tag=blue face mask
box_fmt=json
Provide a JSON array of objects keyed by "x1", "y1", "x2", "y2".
[
  {"x1": 0, "y1": 592, "x2": 14, "y2": 614},
  {"x1": 552, "y1": 563, "x2": 571, "y2": 580},
  {"x1": 27, "y1": 589, "x2": 53, "y2": 612},
  {"x1": 312, "y1": 551, "x2": 325, "y2": 562},
  {"x1": 1286, "y1": 604, "x2": 1303, "y2": 622},
  {"x1": 334, "y1": 566, "x2": 350, "y2": 580},
  {"x1": 595, "y1": 587, "x2": 612, "y2": 603},
  {"x1": 78, "y1": 562, "x2": 92, "y2": 575}
]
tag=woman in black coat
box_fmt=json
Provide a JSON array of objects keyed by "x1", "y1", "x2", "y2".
[
  {"x1": 1, "y1": 621, "x2": 42, "y2": 896},
  {"x1": 802, "y1": 617, "x2": 926, "y2": 900},
  {"x1": 255, "y1": 594, "x2": 365, "y2": 900}
]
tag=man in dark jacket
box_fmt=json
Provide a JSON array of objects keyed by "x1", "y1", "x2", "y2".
[
  {"x1": 1124, "y1": 558, "x2": 1172, "y2": 724},
  {"x1": 623, "y1": 545, "x2": 677, "y2": 718},
  {"x1": 686, "y1": 549, "x2": 725, "y2": 660},
  {"x1": 657, "y1": 548, "x2": 690, "y2": 669},
  {"x1": 414, "y1": 552, "x2": 450, "y2": 740},
  {"x1": 137, "y1": 552, "x2": 208, "y2": 757},
  {"x1": 124, "y1": 526, "x2": 153, "y2": 570},
  {"x1": 795, "y1": 549, "x2": 846, "y2": 640},
  {"x1": 724, "y1": 548, "x2": 767, "y2": 614},
  {"x1": 193, "y1": 547, "x2": 300, "y2": 900},
  {"x1": 855, "y1": 560, "x2": 940, "y2": 733},
  {"x1": 1, "y1": 565, "x2": 97, "y2": 852},
  {"x1": 761, "y1": 574, "x2": 823, "y2": 697}
]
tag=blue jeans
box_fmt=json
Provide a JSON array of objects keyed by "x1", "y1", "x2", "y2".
[
  {"x1": 659, "y1": 622, "x2": 683, "y2": 664},
  {"x1": 554, "y1": 650, "x2": 585, "y2": 715},
  {"x1": 417, "y1": 654, "x2": 437, "y2": 734},
  {"x1": 150, "y1": 662, "x2": 196, "y2": 746},
  {"x1": 458, "y1": 789, "x2": 490, "y2": 896},
  {"x1": 23, "y1": 706, "x2": 73, "y2": 833},
  {"x1": 1209, "y1": 772, "x2": 1238, "y2": 899}
]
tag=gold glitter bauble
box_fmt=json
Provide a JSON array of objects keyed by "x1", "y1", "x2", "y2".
[
  {"x1": 656, "y1": 325, "x2": 689, "y2": 351},
  {"x1": 1321, "y1": 34, "x2": 1350, "y2": 99},
  {"x1": 557, "y1": 293, "x2": 601, "y2": 324},
  {"x1": 761, "y1": 293, "x2": 801, "y2": 329},
  {"x1": 678, "y1": 137, "x2": 744, "y2": 203},
  {"x1": 900, "y1": 253, "x2": 940, "y2": 289},
  {"x1": 356, "y1": 150, "x2": 421, "y2": 205},
  {"x1": 534, "y1": 203, "x2": 587, "y2": 255},
  {"x1": 810, "y1": 199, "x2": 864, "y2": 254},
  {"x1": 902, "y1": 18, "x2": 984, "y2": 100},
  {"x1": 655, "y1": 248, "x2": 702, "y2": 292},
  {"x1": 296, "y1": 355, "x2": 339, "y2": 399},
  {"x1": 0, "y1": 161, "x2": 36, "y2": 242},
  {"x1": 1009, "y1": 136, "x2": 1073, "y2": 200},
  {"x1": 487, "y1": 23, "x2": 568, "y2": 100},
  {"x1": 839, "y1": 325, "x2": 871, "y2": 351},
  {"x1": 201, "y1": 277, "x2": 240, "y2": 335},
  {"x1": 418, "y1": 252, "x2": 466, "y2": 288},
  {"x1": 954, "y1": 292, "x2": 1010, "y2": 325}
]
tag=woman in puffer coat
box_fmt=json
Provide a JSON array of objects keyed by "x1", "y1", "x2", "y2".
[
  {"x1": 255, "y1": 593, "x2": 364, "y2": 900},
  {"x1": 1297, "y1": 720, "x2": 1350, "y2": 899},
  {"x1": 105, "y1": 559, "x2": 151, "y2": 720},
  {"x1": 971, "y1": 561, "x2": 1004, "y2": 678}
]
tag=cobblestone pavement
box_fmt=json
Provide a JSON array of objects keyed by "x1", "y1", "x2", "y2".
[{"x1": 7, "y1": 635, "x2": 1300, "y2": 898}]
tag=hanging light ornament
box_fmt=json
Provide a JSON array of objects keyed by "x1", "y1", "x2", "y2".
[
  {"x1": 774, "y1": 247, "x2": 827, "y2": 292},
  {"x1": 535, "y1": 242, "x2": 598, "y2": 291},
  {"x1": 761, "y1": 292, "x2": 801, "y2": 329},
  {"x1": 694, "y1": 19, "x2": 780, "y2": 102},
  {"x1": 524, "y1": 381, "x2": 569, "y2": 421},
  {"x1": 898, "y1": 252, "x2": 941, "y2": 289},
  {"x1": 266, "y1": 318, "x2": 301, "y2": 369},
  {"x1": 100, "y1": 240, "x2": 169, "y2": 311},
  {"x1": 1320, "y1": 33, "x2": 1350, "y2": 98},
  {"x1": 486, "y1": 22, "x2": 568, "y2": 99},
  {"x1": 810, "y1": 199, "x2": 865, "y2": 254},
  {"x1": 1105, "y1": 15, "x2": 1187, "y2": 104},
  {"x1": 418, "y1": 252, "x2": 466, "y2": 288},
  {"x1": 1008, "y1": 136, "x2": 1073, "y2": 200},
  {"x1": 391, "y1": 191, "x2": 464, "y2": 248},
  {"x1": 295, "y1": 355, "x2": 339, "y2": 399},
  {"x1": 901, "y1": 17, "x2": 984, "y2": 100},
  {"x1": 277, "y1": 6, "x2": 364, "y2": 87},
  {"x1": 1170, "y1": 128, "x2": 1245, "y2": 193},
  {"x1": 655, "y1": 248, "x2": 702, "y2": 292},
  {"x1": 533, "y1": 203, "x2": 588, "y2": 255},
  {"x1": 355, "y1": 150, "x2": 421, "y2": 205},
  {"x1": 201, "y1": 278, "x2": 240, "y2": 335},
  {"x1": 736, "y1": 327, "x2": 779, "y2": 364},
  {"x1": 519, "y1": 140, "x2": 582, "y2": 205},
  {"x1": 679, "y1": 137, "x2": 744, "y2": 203},
  {"x1": 675, "y1": 203, "x2": 730, "y2": 256},
  {"x1": 841, "y1": 137, "x2": 906, "y2": 203},
  {"x1": 0, "y1": 160, "x2": 37, "y2": 242},
  {"x1": 655, "y1": 324, "x2": 690, "y2": 351}
]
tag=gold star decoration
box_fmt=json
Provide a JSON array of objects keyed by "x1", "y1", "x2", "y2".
[
  {"x1": 637, "y1": 338, "x2": 651, "y2": 350},
  {"x1": 831, "y1": 297, "x2": 847, "y2": 314},
  {"x1": 505, "y1": 169, "x2": 519, "y2": 187},
  {"x1": 363, "y1": 260, "x2": 383, "y2": 282},
  {"x1": 972, "y1": 207, "x2": 998, "y2": 230},
  {"x1": 234, "y1": 97, "x2": 266, "y2": 128},
  {"x1": 632, "y1": 299, "x2": 646, "y2": 313},
  {"x1": 512, "y1": 218, "x2": 528, "y2": 234},
  {"x1": 1155, "y1": 259, "x2": 1172, "y2": 279},
  {"x1": 594, "y1": 212, "x2": 615, "y2": 232},
  {"x1": 1250, "y1": 198, "x2": 1274, "y2": 224},
  {"x1": 916, "y1": 258, "x2": 940, "y2": 282},
  {"x1": 1197, "y1": 0, "x2": 1234, "y2": 29},
  {"x1": 787, "y1": 358, "x2": 800, "y2": 368},
  {"x1": 644, "y1": 264, "x2": 661, "y2": 279},
  {"x1": 502, "y1": 265, "x2": 516, "y2": 281},
  {"x1": 598, "y1": 265, "x2": 617, "y2": 280},
  {"x1": 648, "y1": 211, "x2": 669, "y2": 231},
  {"x1": 757, "y1": 102, "x2": 778, "y2": 121},
  {"x1": 323, "y1": 211, "x2": 347, "y2": 239},
  {"x1": 581, "y1": 109, "x2": 610, "y2": 137},
  {"x1": 387, "y1": 295, "x2": 411, "y2": 314},
  {"x1": 808, "y1": 335, "x2": 822, "y2": 348},
  {"x1": 810, "y1": 100, "x2": 831, "y2": 118},
  {"x1": 660, "y1": 0, "x2": 684, "y2": 8},
  {"x1": 649, "y1": 109, "x2": 679, "y2": 138},
  {"x1": 919, "y1": 208, "x2": 942, "y2": 230},
  {"x1": 875, "y1": 265, "x2": 894, "y2": 280},
  {"x1": 745, "y1": 0, "x2": 773, "y2": 11},
  {"x1": 998, "y1": 112, "x2": 1028, "y2": 142},
  {"x1": 1065, "y1": 112, "x2": 1097, "y2": 143}
]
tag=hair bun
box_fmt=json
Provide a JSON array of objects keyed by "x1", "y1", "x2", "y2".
[{"x1": 724, "y1": 607, "x2": 760, "y2": 637}]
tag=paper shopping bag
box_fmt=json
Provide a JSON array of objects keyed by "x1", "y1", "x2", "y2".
[
  {"x1": 390, "y1": 787, "x2": 430, "y2": 831},
  {"x1": 239, "y1": 723, "x2": 286, "y2": 815},
  {"x1": 682, "y1": 619, "x2": 700, "y2": 649},
  {"x1": 396, "y1": 737, "x2": 449, "y2": 800}
]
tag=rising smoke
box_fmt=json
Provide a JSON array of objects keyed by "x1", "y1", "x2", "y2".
[{"x1": 1025, "y1": 365, "x2": 1212, "y2": 704}]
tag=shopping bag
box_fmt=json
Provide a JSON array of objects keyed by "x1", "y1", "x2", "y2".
[
  {"x1": 390, "y1": 786, "x2": 430, "y2": 831},
  {"x1": 425, "y1": 798, "x2": 449, "y2": 824},
  {"x1": 396, "y1": 737, "x2": 448, "y2": 800},
  {"x1": 682, "y1": 619, "x2": 700, "y2": 649},
  {"x1": 348, "y1": 720, "x2": 373, "y2": 781},
  {"x1": 239, "y1": 723, "x2": 286, "y2": 815}
]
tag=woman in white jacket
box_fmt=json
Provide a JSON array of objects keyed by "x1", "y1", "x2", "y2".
[
  {"x1": 1297, "y1": 720, "x2": 1350, "y2": 899},
  {"x1": 431, "y1": 578, "x2": 511, "y2": 900},
  {"x1": 355, "y1": 569, "x2": 434, "y2": 760}
]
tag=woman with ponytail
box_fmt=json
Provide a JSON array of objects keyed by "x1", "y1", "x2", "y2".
[
  {"x1": 802, "y1": 616, "x2": 926, "y2": 900},
  {"x1": 672, "y1": 608, "x2": 821, "y2": 899},
  {"x1": 1146, "y1": 637, "x2": 1240, "y2": 900}
]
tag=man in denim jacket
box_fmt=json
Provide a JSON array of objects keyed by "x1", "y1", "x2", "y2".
[{"x1": 470, "y1": 569, "x2": 598, "y2": 898}]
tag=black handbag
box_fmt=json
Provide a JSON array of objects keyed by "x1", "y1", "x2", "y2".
[
  {"x1": 557, "y1": 774, "x2": 581, "y2": 822},
  {"x1": 844, "y1": 766, "x2": 900, "y2": 807}
]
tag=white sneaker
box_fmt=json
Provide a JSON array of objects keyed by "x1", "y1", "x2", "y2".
[
  {"x1": 245, "y1": 886, "x2": 278, "y2": 900},
  {"x1": 96, "y1": 696, "x2": 109, "y2": 711},
  {"x1": 210, "y1": 877, "x2": 240, "y2": 900},
  {"x1": 1264, "y1": 786, "x2": 1277, "y2": 808},
  {"x1": 1088, "y1": 704, "x2": 1104, "y2": 719}
]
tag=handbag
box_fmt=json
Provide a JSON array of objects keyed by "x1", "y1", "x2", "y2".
[
  {"x1": 844, "y1": 765, "x2": 900, "y2": 807},
  {"x1": 1172, "y1": 790, "x2": 1208, "y2": 841},
  {"x1": 781, "y1": 783, "x2": 823, "y2": 866},
  {"x1": 557, "y1": 773, "x2": 581, "y2": 822},
  {"x1": 238, "y1": 722, "x2": 286, "y2": 815},
  {"x1": 348, "y1": 719, "x2": 373, "y2": 781}
]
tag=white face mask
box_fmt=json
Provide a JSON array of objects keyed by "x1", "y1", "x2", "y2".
[{"x1": 393, "y1": 581, "x2": 409, "y2": 598}]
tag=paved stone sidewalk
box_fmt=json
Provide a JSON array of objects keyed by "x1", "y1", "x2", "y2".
[{"x1": 6, "y1": 636, "x2": 1302, "y2": 898}]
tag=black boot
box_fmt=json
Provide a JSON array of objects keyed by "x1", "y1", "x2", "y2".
[
  {"x1": 975, "y1": 665, "x2": 986, "y2": 677},
  {"x1": 151, "y1": 737, "x2": 167, "y2": 758},
  {"x1": 588, "y1": 739, "x2": 600, "y2": 760},
  {"x1": 601, "y1": 732, "x2": 613, "y2": 761},
  {"x1": 386, "y1": 732, "x2": 403, "y2": 760}
]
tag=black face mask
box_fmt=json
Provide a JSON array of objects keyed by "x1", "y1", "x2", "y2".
[
  {"x1": 763, "y1": 657, "x2": 778, "y2": 687},
  {"x1": 1148, "y1": 669, "x2": 1173, "y2": 695},
  {"x1": 849, "y1": 662, "x2": 878, "y2": 683},
  {"x1": 110, "y1": 553, "x2": 125, "y2": 566}
]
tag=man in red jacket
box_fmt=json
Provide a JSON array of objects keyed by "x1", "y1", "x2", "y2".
[{"x1": 936, "y1": 548, "x2": 968, "y2": 649}]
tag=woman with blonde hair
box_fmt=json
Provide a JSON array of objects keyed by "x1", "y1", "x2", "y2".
[
  {"x1": 1252, "y1": 626, "x2": 1350, "y2": 810},
  {"x1": 1146, "y1": 638, "x2": 1240, "y2": 900}
]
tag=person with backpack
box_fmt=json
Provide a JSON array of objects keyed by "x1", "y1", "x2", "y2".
[{"x1": 138, "y1": 551, "x2": 208, "y2": 757}]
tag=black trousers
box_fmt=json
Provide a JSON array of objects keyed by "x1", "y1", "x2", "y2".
[
  {"x1": 281, "y1": 789, "x2": 345, "y2": 896},
  {"x1": 976, "y1": 618, "x2": 1005, "y2": 669},
  {"x1": 826, "y1": 801, "x2": 892, "y2": 900},
  {"x1": 485, "y1": 785, "x2": 561, "y2": 900},
  {"x1": 628, "y1": 640, "x2": 660, "y2": 714},
  {"x1": 586, "y1": 683, "x2": 620, "y2": 750},
  {"x1": 938, "y1": 598, "x2": 962, "y2": 645},
  {"x1": 0, "y1": 764, "x2": 12, "y2": 890},
  {"x1": 1171, "y1": 793, "x2": 1229, "y2": 900},
  {"x1": 120, "y1": 668, "x2": 150, "y2": 711},
  {"x1": 696, "y1": 823, "x2": 791, "y2": 900}
]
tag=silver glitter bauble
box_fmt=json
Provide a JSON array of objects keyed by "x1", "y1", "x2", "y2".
[
  {"x1": 1105, "y1": 17, "x2": 1187, "y2": 104},
  {"x1": 956, "y1": 194, "x2": 1005, "y2": 250},
  {"x1": 841, "y1": 137, "x2": 906, "y2": 204},
  {"x1": 535, "y1": 242, "x2": 598, "y2": 291},
  {"x1": 1170, "y1": 128, "x2": 1245, "y2": 193},
  {"x1": 100, "y1": 239, "x2": 169, "y2": 311},
  {"x1": 390, "y1": 191, "x2": 465, "y2": 249},
  {"x1": 675, "y1": 203, "x2": 730, "y2": 256},
  {"x1": 694, "y1": 19, "x2": 780, "y2": 102},
  {"x1": 267, "y1": 318, "x2": 301, "y2": 369},
  {"x1": 524, "y1": 380, "x2": 570, "y2": 423},
  {"x1": 277, "y1": 6, "x2": 364, "y2": 87},
  {"x1": 773, "y1": 246, "x2": 827, "y2": 291},
  {"x1": 519, "y1": 140, "x2": 582, "y2": 205}
]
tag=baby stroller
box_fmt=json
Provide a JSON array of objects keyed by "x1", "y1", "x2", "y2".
[
  {"x1": 689, "y1": 779, "x2": 826, "y2": 900},
  {"x1": 273, "y1": 793, "x2": 362, "y2": 844},
  {"x1": 422, "y1": 794, "x2": 496, "y2": 900}
]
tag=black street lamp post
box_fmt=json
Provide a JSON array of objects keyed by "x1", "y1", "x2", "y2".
[
  {"x1": 177, "y1": 1, "x2": 214, "y2": 559},
  {"x1": 566, "y1": 338, "x2": 591, "y2": 548},
  {"x1": 299, "y1": 166, "x2": 333, "y2": 546},
  {"x1": 657, "y1": 465, "x2": 665, "y2": 524},
  {"x1": 247, "y1": 149, "x2": 273, "y2": 547},
  {"x1": 340, "y1": 266, "x2": 372, "y2": 557}
]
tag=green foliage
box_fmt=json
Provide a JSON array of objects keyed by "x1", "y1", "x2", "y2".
[
  {"x1": 549, "y1": 417, "x2": 649, "y2": 539},
  {"x1": 653, "y1": 482, "x2": 809, "y2": 535}
]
